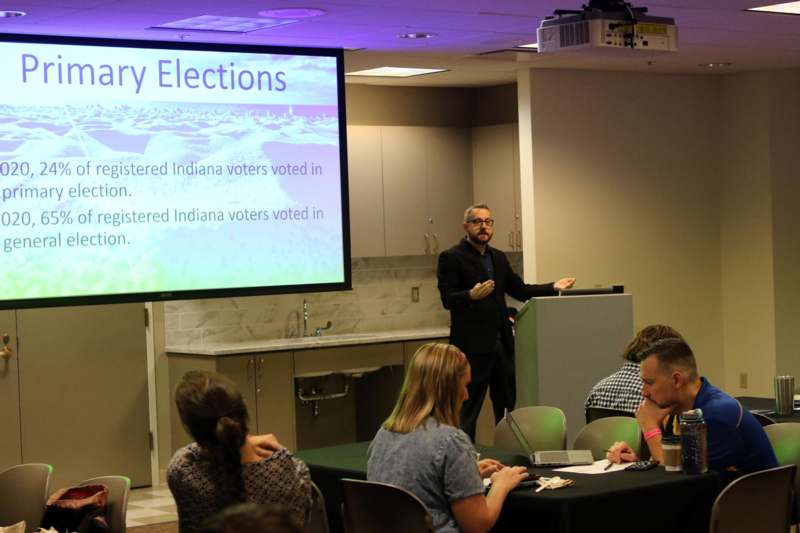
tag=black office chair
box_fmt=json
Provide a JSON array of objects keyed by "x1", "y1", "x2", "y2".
[
  {"x1": 307, "y1": 481, "x2": 330, "y2": 533},
  {"x1": 708, "y1": 464, "x2": 796, "y2": 533},
  {"x1": 341, "y1": 478, "x2": 433, "y2": 533}
]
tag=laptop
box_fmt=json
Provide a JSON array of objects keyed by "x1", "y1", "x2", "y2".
[{"x1": 504, "y1": 408, "x2": 594, "y2": 467}]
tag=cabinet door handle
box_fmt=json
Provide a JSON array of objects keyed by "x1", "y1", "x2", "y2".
[
  {"x1": 256, "y1": 357, "x2": 264, "y2": 393},
  {"x1": 424, "y1": 233, "x2": 430, "y2": 255},
  {"x1": 1, "y1": 333, "x2": 11, "y2": 360}
]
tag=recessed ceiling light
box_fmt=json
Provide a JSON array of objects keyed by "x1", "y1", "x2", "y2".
[
  {"x1": 258, "y1": 8, "x2": 326, "y2": 19},
  {"x1": 0, "y1": 10, "x2": 26, "y2": 18},
  {"x1": 399, "y1": 32, "x2": 437, "y2": 39},
  {"x1": 152, "y1": 15, "x2": 298, "y2": 33},
  {"x1": 747, "y1": 2, "x2": 800, "y2": 14},
  {"x1": 699, "y1": 62, "x2": 732, "y2": 68},
  {"x1": 346, "y1": 67, "x2": 448, "y2": 78}
]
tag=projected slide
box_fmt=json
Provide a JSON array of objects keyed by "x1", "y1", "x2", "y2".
[{"x1": 0, "y1": 36, "x2": 347, "y2": 307}]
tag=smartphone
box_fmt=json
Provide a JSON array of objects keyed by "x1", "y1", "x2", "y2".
[{"x1": 625, "y1": 460, "x2": 659, "y2": 471}]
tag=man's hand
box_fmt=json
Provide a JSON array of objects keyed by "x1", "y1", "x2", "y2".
[
  {"x1": 606, "y1": 441, "x2": 638, "y2": 464},
  {"x1": 477, "y1": 458, "x2": 504, "y2": 478},
  {"x1": 247, "y1": 433, "x2": 285, "y2": 458},
  {"x1": 635, "y1": 398, "x2": 671, "y2": 432},
  {"x1": 553, "y1": 277, "x2": 576, "y2": 290},
  {"x1": 469, "y1": 280, "x2": 495, "y2": 300}
]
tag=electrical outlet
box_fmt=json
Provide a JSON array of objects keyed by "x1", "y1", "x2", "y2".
[
  {"x1": 739, "y1": 372, "x2": 748, "y2": 389},
  {"x1": 411, "y1": 286, "x2": 420, "y2": 303}
]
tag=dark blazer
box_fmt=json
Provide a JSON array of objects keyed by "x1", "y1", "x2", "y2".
[{"x1": 437, "y1": 238, "x2": 556, "y2": 354}]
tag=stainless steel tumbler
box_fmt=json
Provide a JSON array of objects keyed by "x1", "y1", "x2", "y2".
[{"x1": 774, "y1": 375, "x2": 795, "y2": 416}]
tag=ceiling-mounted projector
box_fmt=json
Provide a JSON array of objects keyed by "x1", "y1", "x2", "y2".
[{"x1": 537, "y1": 0, "x2": 677, "y2": 54}]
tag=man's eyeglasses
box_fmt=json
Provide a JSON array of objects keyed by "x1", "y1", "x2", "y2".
[{"x1": 467, "y1": 218, "x2": 495, "y2": 227}]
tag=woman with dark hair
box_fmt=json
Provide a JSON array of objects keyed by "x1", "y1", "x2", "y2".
[{"x1": 167, "y1": 371, "x2": 311, "y2": 533}]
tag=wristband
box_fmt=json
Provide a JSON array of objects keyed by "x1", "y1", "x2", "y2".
[{"x1": 644, "y1": 428, "x2": 662, "y2": 441}]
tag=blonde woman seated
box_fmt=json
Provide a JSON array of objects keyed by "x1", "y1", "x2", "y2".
[
  {"x1": 368, "y1": 343, "x2": 528, "y2": 533},
  {"x1": 167, "y1": 371, "x2": 312, "y2": 533}
]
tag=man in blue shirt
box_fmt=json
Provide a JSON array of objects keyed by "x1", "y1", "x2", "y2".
[{"x1": 607, "y1": 337, "x2": 777, "y2": 476}]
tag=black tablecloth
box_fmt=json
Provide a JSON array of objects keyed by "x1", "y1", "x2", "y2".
[
  {"x1": 738, "y1": 396, "x2": 800, "y2": 423},
  {"x1": 296, "y1": 442, "x2": 721, "y2": 533}
]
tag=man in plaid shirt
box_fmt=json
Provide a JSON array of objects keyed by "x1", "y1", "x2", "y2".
[{"x1": 584, "y1": 325, "x2": 684, "y2": 414}]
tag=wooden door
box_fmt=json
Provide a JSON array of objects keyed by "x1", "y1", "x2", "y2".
[
  {"x1": 347, "y1": 125, "x2": 386, "y2": 257},
  {"x1": 18, "y1": 304, "x2": 151, "y2": 488},
  {"x1": 381, "y1": 126, "x2": 429, "y2": 256},
  {"x1": 426, "y1": 127, "x2": 473, "y2": 255},
  {"x1": 0, "y1": 310, "x2": 21, "y2": 470}
]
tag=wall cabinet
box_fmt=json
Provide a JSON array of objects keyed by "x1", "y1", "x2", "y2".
[
  {"x1": 347, "y1": 125, "x2": 386, "y2": 257},
  {"x1": 383, "y1": 126, "x2": 473, "y2": 256},
  {"x1": 347, "y1": 125, "x2": 473, "y2": 257},
  {"x1": 472, "y1": 124, "x2": 522, "y2": 252}
]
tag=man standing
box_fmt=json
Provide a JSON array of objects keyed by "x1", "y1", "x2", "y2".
[
  {"x1": 607, "y1": 337, "x2": 777, "y2": 477},
  {"x1": 437, "y1": 203, "x2": 575, "y2": 440}
]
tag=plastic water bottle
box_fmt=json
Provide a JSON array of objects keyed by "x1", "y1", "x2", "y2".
[{"x1": 679, "y1": 409, "x2": 708, "y2": 474}]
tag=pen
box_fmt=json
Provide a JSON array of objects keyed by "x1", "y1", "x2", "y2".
[{"x1": 603, "y1": 449, "x2": 614, "y2": 471}]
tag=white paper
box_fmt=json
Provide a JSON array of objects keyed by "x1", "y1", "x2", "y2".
[{"x1": 554, "y1": 459, "x2": 631, "y2": 474}]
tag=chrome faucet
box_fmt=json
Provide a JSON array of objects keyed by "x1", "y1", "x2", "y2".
[
  {"x1": 314, "y1": 321, "x2": 333, "y2": 337},
  {"x1": 302, "y1": 299, "x2": 333, "y2": 337}
]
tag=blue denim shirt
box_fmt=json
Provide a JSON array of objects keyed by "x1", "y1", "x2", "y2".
[{"x1": 367, "y1": 417, "x2": 485, "y2": 532}]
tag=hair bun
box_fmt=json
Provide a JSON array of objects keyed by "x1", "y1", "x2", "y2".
[{"x1": 215, "y1": 416, "x2": 243, "y2": 445}]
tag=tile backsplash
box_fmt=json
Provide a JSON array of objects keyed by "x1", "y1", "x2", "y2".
[
  {"x1": 165, "y1": 253, "x2": 524, "y2": 346},
  {"x1": 166, "y1": 256, "x2": 437, "y2": 346}
]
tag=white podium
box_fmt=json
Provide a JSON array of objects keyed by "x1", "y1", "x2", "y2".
[{"x1": 514, "y1": 293, "x2": 634, "y2": 444}]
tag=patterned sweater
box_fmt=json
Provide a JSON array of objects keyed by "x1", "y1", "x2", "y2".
[{"x1": 167, "y1": 443, "x2": 312, "y2": 533}]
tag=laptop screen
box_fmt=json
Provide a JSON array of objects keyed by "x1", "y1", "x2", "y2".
[{"x1": 504, "y1": 408, "x2": 535, "y2": 456}]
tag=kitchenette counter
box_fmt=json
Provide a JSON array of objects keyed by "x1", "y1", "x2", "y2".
[{"x1": 166, "y1": 327, "x2": 450, "y2": 356}]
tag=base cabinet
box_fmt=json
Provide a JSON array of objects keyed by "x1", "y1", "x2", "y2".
[
  {"x1": 169, "y1": 352, "x2": 296, "y2": 452},
  {"x1": 168, "y1": 338, "x2": 446, "y2": 454}
]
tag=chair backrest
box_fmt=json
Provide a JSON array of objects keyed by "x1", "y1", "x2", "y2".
[
  {"x1": 709, "y1": 464, "x2": 796, "y2": 533},
  {"x1": 585, "y1": 406, "x2": 635, "y2": 424},
  {"x1": 751, "y1": 412, "x2": 776, "y2": 427},
  {"x1": 493, "y1": 406, "x2": 566, "y2": 451},
  {"x1": 307, "y1": 480, "x2": 330, "y2": 533},
  {"x1": 0, "y1": 463, "x2": 53, "y2": 533},
  {"x1": 341, "y1": 479, "x2": 433, "y2": 533},
  {"x1": 764, "y1": 423, "x2": 800, "y2": 523},
  {"x1": 78, "y1": 475, "x2": 130, "y2": 533},
  {"x1": 572, "y1": 416, "x2": 642, "y2": 460}
]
